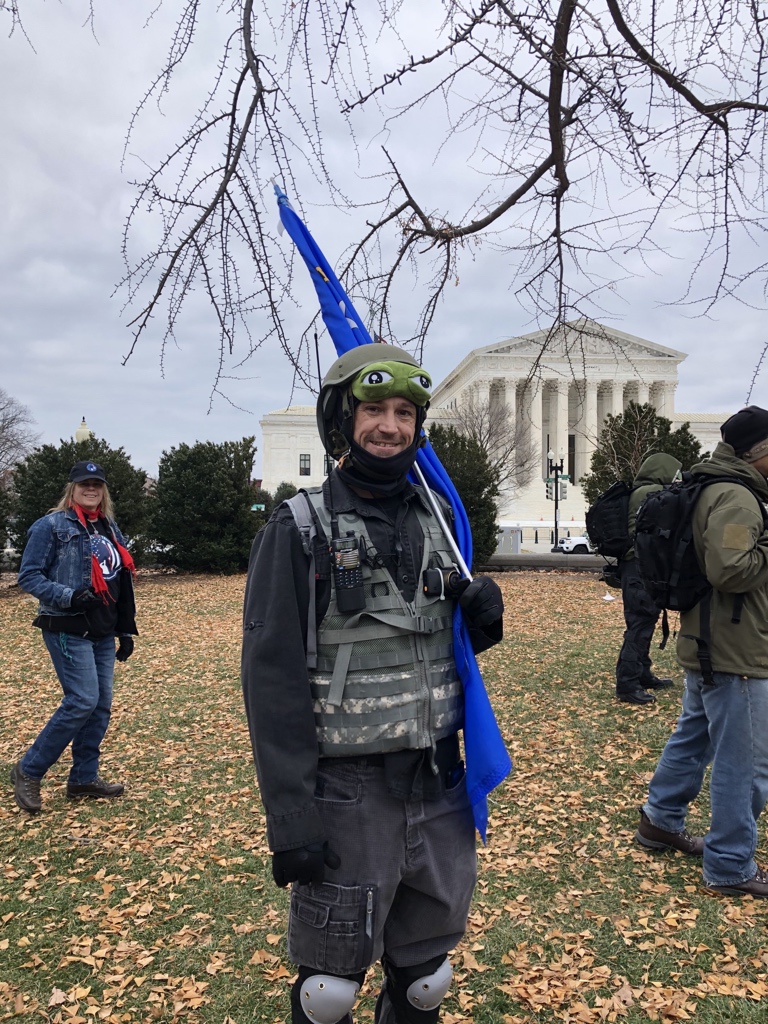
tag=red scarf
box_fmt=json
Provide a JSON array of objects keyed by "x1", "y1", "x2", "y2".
[{"x1": 72, "y1": 504, "x2": 136, "y2": 601}]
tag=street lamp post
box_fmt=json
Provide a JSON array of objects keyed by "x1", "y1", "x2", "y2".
[{"x1": 547, "y1": 448, "x2": 565, "y2": 550}]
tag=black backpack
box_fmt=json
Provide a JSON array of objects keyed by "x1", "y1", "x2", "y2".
[
  {"x1": 634, "y1": 475, "x2": 716, "y2": 614},
  {"x1": 634, "y1": 472, "x2": 768, "y2": 680},
  {"x1": 585, "y1": 480, "x2": 634, "y2": 558}
]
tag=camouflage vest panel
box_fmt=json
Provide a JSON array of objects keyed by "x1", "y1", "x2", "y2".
[{"x1": 302, "y1": 488, "x2": 464, "y2": 757}]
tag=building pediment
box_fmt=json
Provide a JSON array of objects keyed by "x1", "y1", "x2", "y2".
[
  {"x1": 432, "y1": 319, "x2": 685, "y2": 406},
  {"x1": 481, "y1": 320, "x2": 686, "y2": 364}
]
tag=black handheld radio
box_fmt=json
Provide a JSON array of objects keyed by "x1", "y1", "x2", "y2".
[{"x1": 330, "y1": 516, "x2": 366, "y2": 613}]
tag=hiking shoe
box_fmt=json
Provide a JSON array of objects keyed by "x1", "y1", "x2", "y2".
[
  {"x1": 11, "y1": 761, "x2": 42, "y2": 813},
  {"x1": 67, "y1": 776, "x2": 125, "y2": 800},
  {"x1": 643, "y1": 676, "x2": 674, "y2": 690},
  {"x1": 617, "y1": 688, "x2": 655, "y2": 705},
  {"x1": 706, "y1": 867, "x2": 768, "y2": 898},
  {"x1": 635, "y1": 809, "x2": 704, "y2": 856}
]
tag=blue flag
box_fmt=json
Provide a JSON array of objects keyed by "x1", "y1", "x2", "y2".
[{"x1": 275, "y1": 185, "x2": 512, "y2": 839}]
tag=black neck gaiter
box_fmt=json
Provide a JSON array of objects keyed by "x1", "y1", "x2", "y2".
[{"x1": 336, "y1": 438, "x2": 419, "y2": 497}]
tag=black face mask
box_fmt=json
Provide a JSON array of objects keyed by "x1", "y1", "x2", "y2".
[{"x1": 336, "y1": 436, "x2": 423, "y2": 497}]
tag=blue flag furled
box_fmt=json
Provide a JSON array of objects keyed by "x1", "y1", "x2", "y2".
[{"x1": 275, "y1": 185, "x2": 512, "y2": 840}]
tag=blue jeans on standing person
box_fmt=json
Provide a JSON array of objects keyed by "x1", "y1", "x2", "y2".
[
  {"x1": 21, "y1": 632, "x2": 116, "y2": 785},
  {"x1": 643, "y1": 670, "x2": 768, "y2": 886}
]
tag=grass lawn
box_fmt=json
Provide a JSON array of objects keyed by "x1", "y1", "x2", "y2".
[{"x1": 1, "y1": 570, "x2": 767, "y2": 1023}]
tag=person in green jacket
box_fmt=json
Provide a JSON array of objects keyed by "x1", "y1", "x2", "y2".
[
  {"x1": 636, "y1": 406, "x2": 768, "y2": 898},
  {"x1": 616, "y1": 453, "x2": 682, "y2": 704}
]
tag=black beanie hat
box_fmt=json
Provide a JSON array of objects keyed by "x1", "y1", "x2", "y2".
[{"x1": 720, "y1": 405, "x2": 768, "y2": 457}]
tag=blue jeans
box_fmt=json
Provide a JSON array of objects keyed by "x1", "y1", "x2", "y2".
[
  {"x1": 21, "y1": 632, "x2": 116, "y2": 784},
  {"x1": 643, "y1": 670, "x2": 768, "y2": 885}
]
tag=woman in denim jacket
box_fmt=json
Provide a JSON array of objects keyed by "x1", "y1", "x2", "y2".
[{"x1": 11, "y1": 461, "x2": 137, "y2": 813}]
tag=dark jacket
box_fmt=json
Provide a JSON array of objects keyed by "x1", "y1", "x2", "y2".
[
  {"x1": 624, "y1": 453, "x2": 682, "y2": 560},
  {"x1": 677, "y1": 442, "x2": 768, "y2": 677},
  {"x1": 241, "y1": 471, "x2": 501, "y2": 852}
]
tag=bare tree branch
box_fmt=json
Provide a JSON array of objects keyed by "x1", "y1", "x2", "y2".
[
  {"x1": 13, "y1": 0, "x2": 768, "y2": 390},
  {"x1": 0, "y1": 389, "x2": 39, "y2": 473},
  {"x1": 448, "y1": 390, "x2": 537, "y2": 498}
]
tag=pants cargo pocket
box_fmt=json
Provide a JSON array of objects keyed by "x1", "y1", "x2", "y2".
[{"x1": 288, "y1": 882, "x2": 378, "y2": 975}]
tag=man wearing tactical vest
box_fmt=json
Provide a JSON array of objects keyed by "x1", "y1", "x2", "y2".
[{"x1": 241, "y1": 344, "x2": 504, "y2": 1024}]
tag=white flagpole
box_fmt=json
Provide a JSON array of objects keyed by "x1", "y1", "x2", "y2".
[{"x1": 413, "y1": 462, "x2": 473, "y2": 581}]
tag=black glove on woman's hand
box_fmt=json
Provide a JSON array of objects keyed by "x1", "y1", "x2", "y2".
[
  {"x1": 272, "y1": 842, "x2": 341, "y2": 888},
  {"x1": 71, "y1": 587, "x2": 100, "y2": 610},
  {"x1": 116, "y1": 636, "x2": 134, "y2": 662},
  {"x1": 458, "y1": 576, "x2": 504, "y2": 628}
]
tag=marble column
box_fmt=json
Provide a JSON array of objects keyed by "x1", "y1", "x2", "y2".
[
  {"x1": 653, "y1": 381, "x2": 675, "y2": 418},
  {"x1": 636, "y1": 381, "x2": 650, "y2": 406},
  {"x1": 521, "y1": 379, "x2": 543, "y2": 480},
  {"x1": 549, "y1": 379, "x2": 569, "y2": 464},
  {"x1": 608, "y1": 380, "x2": 625, "y2": 417},
  {"x1": 474, "y1": 378, "x2": 492, "y2": 408},
  {"x1": 575, "y1": 380, "x2": 598, "y2": 482},
  {"x1": 504, "y1": 379, "x2": 517, "y2": 427}
]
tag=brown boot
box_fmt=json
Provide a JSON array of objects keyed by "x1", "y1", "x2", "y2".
[
  {"x1": 706, "y1": 867, "x2": 768, "y2": 898},
  {"x1": 635, "y1": 809, "x2": 704, "y2": 856},
  {"x1": 11, "y1": 761, "x2": 42, "y2": 813},
  {"x1": 67, "y1": 776, "x2": 125, "y2": 799}
]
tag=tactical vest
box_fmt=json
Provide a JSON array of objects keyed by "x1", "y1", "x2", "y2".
[{"x1": 289, "y1": 488, "x2": 464, "y2": 757}]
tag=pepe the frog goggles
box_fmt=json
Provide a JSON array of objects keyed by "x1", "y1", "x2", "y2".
[{"x1": 349, "y1": 361, "x2": 432, "y2": 407}]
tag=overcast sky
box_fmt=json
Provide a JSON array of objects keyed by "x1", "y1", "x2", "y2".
[{"x1": 1, "y1": 3, "x2": 765, "y2": 478}]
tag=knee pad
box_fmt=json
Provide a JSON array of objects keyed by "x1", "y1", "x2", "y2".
[
  {"x1": 405, "y1": 957, "x2": 452, "y2": 1011},
  {"x1": 295, "y1": 972, "x2": 360, "y2": 1024},
  {"x1": 381, "y1": 955, "x2": 452, "y2": 1022}
]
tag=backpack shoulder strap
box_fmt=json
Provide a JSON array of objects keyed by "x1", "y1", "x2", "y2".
[{"x1": 284, "y1": 491, "x2": 325, "y2": 670}]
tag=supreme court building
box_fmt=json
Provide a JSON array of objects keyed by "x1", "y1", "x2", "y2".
[{"x1": 259, "y1": 321, "x2": 725, "y2": 525}]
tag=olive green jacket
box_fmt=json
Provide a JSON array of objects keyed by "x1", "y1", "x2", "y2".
[
  {"x1": 623, "y1": 452, "x2": 682, "y2": 560},
  {"x1": 677, "y1": 443, "x2": 768, "y2": 677}
]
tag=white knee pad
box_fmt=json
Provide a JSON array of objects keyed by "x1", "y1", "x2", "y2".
[
  {"x1": 299, "y1": 974, "x2": 360, "y2": 1024},
  {"x1": 406, "y1": 957, "x2": 452, "y2": 1011}
]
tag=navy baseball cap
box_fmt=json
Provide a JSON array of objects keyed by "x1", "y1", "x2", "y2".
[{"x1": 69, "y1": 461, "x2": 107, "y2": 484}]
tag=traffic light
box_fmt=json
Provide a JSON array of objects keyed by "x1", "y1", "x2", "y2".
[
  {"x1": 559, "y1": 482, "x2": 567, "y2": 500},
  {"x1": 545, "y1": 481, "x2": 554, "y2": 500}
]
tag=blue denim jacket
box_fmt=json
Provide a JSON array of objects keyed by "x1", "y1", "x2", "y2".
[{"x1": 18, "y1": 509, "x2": 129, "y2": 616}]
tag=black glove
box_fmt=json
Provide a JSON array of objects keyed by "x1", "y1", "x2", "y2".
[
  {"x1": 116, "y1": 636, "x2": 134, "y2": 662},
  {"x1": 458, "y1": 576, "x2": 504, "y2": 628},
  {"x1": 271, "y1": 842, "x2": 341, "y2": 888},
  {"x1": 71, "y1": 587, "x2": 101, "y2": 610}
]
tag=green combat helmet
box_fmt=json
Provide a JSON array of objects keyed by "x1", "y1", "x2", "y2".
[{"x1": 317, "y1": 343, "x2": 431, "y2": 458}]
